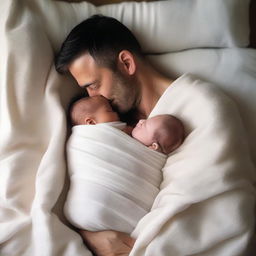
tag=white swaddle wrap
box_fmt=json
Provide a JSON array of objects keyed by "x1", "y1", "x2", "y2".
[{"x1": 65, "y1": 122, "x2": 166, "y2": 234}]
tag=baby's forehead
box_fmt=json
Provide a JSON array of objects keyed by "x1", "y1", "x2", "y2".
[
  {"x1": 79, "y1": 96, "x2": 108, "y2": 107},
  {"x1": 90, "y1": 96, "x2": 109, "y2": 105},
  {"x1": 148, "y1": 115, "x2": 168, "y2": 124},
  {"x1": 147, "y1": 115, "x2": 181, "y2": 131}
]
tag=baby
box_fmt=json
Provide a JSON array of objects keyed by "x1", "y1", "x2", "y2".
[
  {"x1": 64, "y1": 95, "x2": 185, "y2": 235},
  {"x1": 69, "y1": 95, "x2": 185, "y2": 154}
]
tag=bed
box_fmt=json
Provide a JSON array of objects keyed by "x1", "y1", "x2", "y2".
[{"x1": 0, "y1": 0, "x2": 256, "y2": 255}]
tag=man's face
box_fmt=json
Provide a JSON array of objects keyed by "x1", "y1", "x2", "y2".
[{"x1": 68, "y1": 53, "x2": 139, "y2": 113}]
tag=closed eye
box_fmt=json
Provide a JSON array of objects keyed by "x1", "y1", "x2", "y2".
[
  {"x1": 137, "y1": 119, "x2": 146, "y2": 127},
  {"x1": 80, "y1": 80, "x2": 98, "y2": 89},
  {"x1": 88, "y1": 83, "x2": 98, "y2": 90}
]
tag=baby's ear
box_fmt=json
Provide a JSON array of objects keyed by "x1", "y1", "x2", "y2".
[
  {"x1": 148, "y1": 142, "x2": 159, "y2": 151},
  {"x1": 84, "y1": 118, "x2": 96, "y2": 125}
]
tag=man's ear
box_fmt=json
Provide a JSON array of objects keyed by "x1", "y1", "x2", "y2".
[
  {"x1": 84, "y1": 117, "x2": 96, "y2": 125},
  {"x1": 148, "y1": 142, "x2": 160, "y2": 151},
  {"x1": 117, "y1": 50, "x2": 136, "y2": 75}
]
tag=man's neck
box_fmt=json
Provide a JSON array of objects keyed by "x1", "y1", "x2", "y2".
[{"x1": 136, "y1": 62, "x2": 173, "y2": 117}]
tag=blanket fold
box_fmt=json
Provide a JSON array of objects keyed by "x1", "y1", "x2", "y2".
[
  {"x1": 65, "y1": 124, "x2": 166, "y2": 234},
  {"x1": 1, "y1": 0, "x2": 256, "y2": 254},
  {"x1": 130, "y1": 74, "x2": 256, "y2": 256}
]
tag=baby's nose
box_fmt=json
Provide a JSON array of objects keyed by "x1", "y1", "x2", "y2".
[{"x1": 137, "y1": 119, "x2": 146, "y2": 126}]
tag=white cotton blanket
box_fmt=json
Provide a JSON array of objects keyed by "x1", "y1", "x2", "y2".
[
  {"x1": 1, "y1": 0, "x2": 256, "y2": 255},
  {"x1": 148, "y1": 48, "x2": 256, "y2": 166},
  {"x1": 130, "y1": 74, "x2": 256, "y2": 255},
  {"x1": 65, "y1": 123, "x2": 166, "y2": 234}
]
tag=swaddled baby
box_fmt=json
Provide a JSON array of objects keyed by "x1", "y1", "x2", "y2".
[
  {"x1": 65, "y1": 95, "x2": 184, "y2": 234},
  {"x1": 69, "y1": 96, "x2": 184, "y2": 153}
]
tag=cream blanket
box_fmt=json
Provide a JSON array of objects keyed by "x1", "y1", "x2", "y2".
[
  {"x1": 130, "y1": 74, "x2": 256, "y2": 255},
  {"x1": 1, "y1": 0, "x2": 256, "y2": 255},
  {"x1": 65, "y1": 123, "x2": 166, "y2": 234}
]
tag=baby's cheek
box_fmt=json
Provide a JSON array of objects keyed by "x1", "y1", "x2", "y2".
[
  {"x1": 132, "y1": 127, "x2": 144, "y2": 142},
  {"x1": 132, "y1": 128, "x2": 149, "y2": 146},
  {"x1": 131, "y1": 127, "x2": 138, "y2": 139}
]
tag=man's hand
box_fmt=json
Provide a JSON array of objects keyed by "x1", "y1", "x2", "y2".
[{"x1": 79, "y1": 230, "x2": 135, "y2": 256}]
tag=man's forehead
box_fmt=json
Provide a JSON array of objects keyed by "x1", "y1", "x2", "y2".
[
  {"x1": 70, "y1": 54, "x2": 96, "y2": 72},
  {"x1": 69, "y1": 53, "x2": 99, "y2": 86},
  {"x1": 72, "y1": 52, "x2": 95, "y2": 65}
]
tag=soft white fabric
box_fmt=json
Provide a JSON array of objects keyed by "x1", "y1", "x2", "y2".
[
  {"x1": 130, "y1": 74, "x2": 256, "y2": 255},
  {"x1": 65, "y1": 123, "x2": 165, "y2": 233},
  {"x1": 102, "y1": 121, "x2": 127, "y2": 130},
  {"x1": 1, "y1": 0, "x2": 256, "y2": 255},
  {"x1": 98, "y1": 0, "x2": 251, "y2": 52},
  {"x1": 147, "y1": 48, "x2": 256, "y2": 167},
  {"x1": 33, "y1": 0, "x2": 250, "y2": 53}
]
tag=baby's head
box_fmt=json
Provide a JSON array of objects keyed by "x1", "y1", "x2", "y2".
[
  {"x1": 69, "y1": 95, "x2": 119, "y2": 125},
  {"x1": 132, "y1": 115, "x2": 185, "y2": 154}
]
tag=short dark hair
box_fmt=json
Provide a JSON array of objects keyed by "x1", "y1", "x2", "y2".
[{"x1": 55, "y1": 15, "x2": 144, "y2": 74}]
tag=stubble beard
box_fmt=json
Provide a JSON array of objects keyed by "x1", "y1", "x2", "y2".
[{"x1": 111, "y1": 71, "x2": 139, "y2": 114}]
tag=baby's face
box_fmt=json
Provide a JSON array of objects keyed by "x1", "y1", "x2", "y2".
[
  {"x1": 132, "y1": 115, "x2": 184, "y2": 154},
  {"x1": 90, "y1": 96, "x2": 119, "y2": 123},
  {"x1": 131, "y1": 118, "x2": 157, "y2": 146}
]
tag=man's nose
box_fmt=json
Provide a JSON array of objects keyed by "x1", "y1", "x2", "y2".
[
  {"x1": 87, "y1": 90, "x2": 100, "y2": 97},
  {"x1": 87, "y1": 89, "x2": 109, "y2": 100}
]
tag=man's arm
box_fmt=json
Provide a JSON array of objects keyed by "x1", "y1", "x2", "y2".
[{"x1": 79, "y1": 230, "x2": 135, "y2": 256}]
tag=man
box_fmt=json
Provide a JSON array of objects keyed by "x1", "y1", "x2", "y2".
[
  {"x1": 55, "y1": 14, "x2": 172, "y2": 256},
  {"x1": 55, "y1": 14, "x2": 172, "y2": 122},
  {"x1": 55, "y1": 14, "x2": 256, "y2": 256}
]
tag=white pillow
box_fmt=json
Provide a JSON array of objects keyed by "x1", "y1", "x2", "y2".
[
  {"x1": 98, "y1": 0, "x2": 250, "y2": 53},
  {"x1": 39, "y1": 0, "x2": 250, "y2": 53}
]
